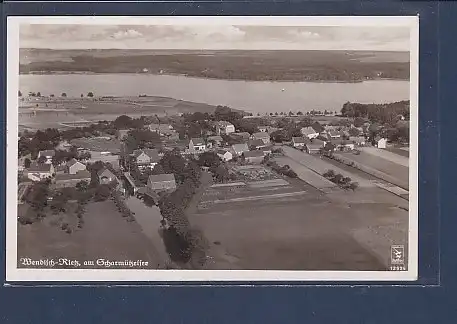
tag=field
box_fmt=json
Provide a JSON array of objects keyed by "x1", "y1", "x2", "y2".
[
  {"x1": 20, "y1": 49, "x2": 410, "y2": 82},
  {"x1": 17, "y1": 200, "x2": 160, "y2": 269},
  {"x1": 190, "y1": 175, "x2": 408, "y2": 270},
  {"x1": 185, "y1": 150, "x2": 409, "y2": 270},
  {"x1": 18, "y1": 96, "x2": 222, "y2": 130}
]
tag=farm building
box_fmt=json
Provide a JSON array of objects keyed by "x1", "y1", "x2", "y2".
[{"x1": 243, "y1": 150, "x2": 265, "y2": 164}]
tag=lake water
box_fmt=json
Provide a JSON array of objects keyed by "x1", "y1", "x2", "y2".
[{"x1": 19, "y1": 74, "x2": 410, "y2": 114}]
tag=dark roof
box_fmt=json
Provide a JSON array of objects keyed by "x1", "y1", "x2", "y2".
[
  {"x1": 244, "y1": 150, "x2": 265, "y2": 158},
  {"x1": 38, "y1": 150, "x2": 55, "y2": 157},
  {"x1": 97, "y1": 168, "x2": 116, "y2": 179},
  {"x1": 55, "y1": 170, "x2": 91, "y2": 181},
  {"x1": 312, "y1": 122, "x2": 325, "y2": 133},
  {"x1": 207, "y1": 135, "x2": 223, "y2": 142},
  {"x1": 147, "y1": 173, "x2": 176, "y2": 183},
  {"x1": 233, "y1": 132, "x2": 251, "y2": 139},
  {"x1": 28, "y1": 163, "x2": 53, "y2": 172},
  {"x1": 248, "y1": 139, "x2": 266, "y2": 147},
  {"x1": 292, "y1": 137, "x2": 306, "y2": 143},
  {"x1": 190, "y1": 137, "x2": 205, "y2": 145}
]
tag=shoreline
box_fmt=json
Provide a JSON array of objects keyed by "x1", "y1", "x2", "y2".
[{"x1": 19, "y1": 71, "x2": 409, "y2": 84}]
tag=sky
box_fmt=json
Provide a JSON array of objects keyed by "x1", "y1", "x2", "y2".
[{"x1": 19, "y1": 24, "x2": 410, "y2": 51}]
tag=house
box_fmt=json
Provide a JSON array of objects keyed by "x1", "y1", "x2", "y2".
[
  {"x1": 217, "y1": 149, "x2": 233, "y2": 162},
  {"x1": 54, "y1": 170, "x2": 91, "y2": 188},
  {"x1": 328, "y1": 130, "x2": 341, "y2": 139},
  {"x1": 292, "y1": 137, "x2": 307, "y2": 148},
  {"x1": 189, "y1": 138, "x2": 206, "y2": 152},
  {"x1": 349, "y1": 136, "x2": 366, "y2": 146},
  {"x1": 232, "y1": 143, "x2": 249, "y2": 156},
  {"x1": 251, "y1": 132, "x2": 271, "y2": 144},
  {"x1": 305, "y1": 139, "x2": 326, "y2": 154},
  {"x1": 206, "y1": 135, "x2": 224, "y2": 148},
  {"x1": 148, "y1": 124, "x2": 173, "y2": 134},
  {"x1": 377, "y1": 138, "x2": 388, "y2": 149},
  {"x1": 116, "y1": 129, "x2": 129, "y2": 141},
  {"x1": 311, "y1": 122, "x2": 325, "y2": 134},
  {"x1": 266, "y1": 126, "x2": 279, "y2": 134},
  {"x1": 97, "y1": 168, "x2": 118, "y2": 185},
  {"x1": 243, "y1": 150, "x2": 265, "y2": 164},
  {"x1": 300, "y1": 127, "x2": 319, "y2": 139},
  {"x1": 248, "y1": 139, "x2": 268, "y2": 150},
  {"x1": 37, "y1": 150, "x2": 55, "y2": 164},
  {"x1": 216, "y1": 121, "x2": 235, "y2": 135},
  {"x1": 147, "y1": 174, "x2": 177, "y2": 192},
  {"x1": 88, "y1": 151, "x2": 120, "y2": 169},
  {"x1": 132, "y1": 149, "x2": 160, "y2": 170},
  {"x1": 123, "y1": 172, "x2": 144, "y2": 196},
  {"x1": 66, "y1": 158, "x2": 87, "y2": 175},
  {"x1": 335, "y1": 140, "x2": 355, "y2": 151},
  {"x1": 232, "y1": 132, "x2": 251, "y2": 141},
  {"x1": 261, "y1": 145, "x2": 273, "y2": 156},
  {"x1": 26, "y1": 163, "x2": 55, "y2": 181}
]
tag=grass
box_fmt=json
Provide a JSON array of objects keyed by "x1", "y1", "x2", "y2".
[{"x1": 17, "y1": 200, "x2": 160, "y2": 269}]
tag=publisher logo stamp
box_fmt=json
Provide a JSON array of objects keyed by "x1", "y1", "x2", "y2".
[{"x1": 391, "y1": 245, "x2": 405, "y2": 265}]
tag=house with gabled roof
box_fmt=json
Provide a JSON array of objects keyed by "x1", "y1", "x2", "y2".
[
  {"x1": 66, "y1": 158, "x2": 87, "y2": 175},
  {"x1": 26, "y1": 163, "x2": 55, "y2": 182},
  {"x1": 215, "y1": 121, "x2": 235, "y2": 135},
  {"x1": 232, "y1": 143, "x2": 249, "y2": 156},
  {"x1": 54, "y1": 170, "x2": 91, "y2": 188},
  {"x1": 217, "y1": 149, "x2": 233, "y2": 162},
  {"x1": 189, "y1": 138, "x2": 206, "y2": 152},
  {"x1": 147, "y1": 174, "x2": 176, "y2": 192},
  {"x1": 292, "y1": 137, "x2": 307, "y2": 148},
  {"x1": 243, "y1": 150, "x2": 265, "y2": 164},
  {"x1": 132, "y1": 149, "x2": 160, "y2": 170},
  {"x1": 97, "y1": 168, "x2": 118, "y2": 185},
  {"x1": 305, "y1": 139, "x2": 326, "y2": 154},
  {"x1": 251, "y1": 132, "x2": 271, "y2": 144},
  {"x1": 300, "y1": 127, "x2": 319, "y2": 139},
  {"x1": 206, "y1": 135, "x2": 224, "y2": 148},
  {"x1": 248, "y1": 139, "x2": 268, "y2": 150},
  {"x1": 37, "y1": 150, "x2": 55, "y2": 164}
]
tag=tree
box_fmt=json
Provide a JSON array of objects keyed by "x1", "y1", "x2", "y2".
[
  {"x1": 37, "y1": 156, "x2": 47, "y2": 164},
  {"x1": 288, "y1": 111, "x2": 293, "y2": 116},
  {"x1": 113, "y1": 115, "x2": 133, "y2": 129},
  {"x1": 61, "y1": 92, "x2": 67, "y2": 97},
  {"x1": 213, "y1": 165, "x2": 230, "y2": 183},
  {"x1": 348, "y1": 128, "x2": 360, "y2": 137},
  {"x1": 36, "y1": 92, "x2": 41, "y2": 97},
  {"x1": 87, "y1": 92, "x2": 94, "y2": 98},
  {"x1": 257, "y1": 113, "x2": 260, "y2": 116},
  {"x1": 80, "y1": 94, "x2": 84, "y2": 98},
  {"x1": 24, "y1": 158, "x2": 31, "y2": 168},
  {"x1": 18, "y1": 90, "x2": 22, "y2": 97},
  {"x1": 353, "y1": 117, "x2": 365, "y2": 127},
  {"x1": 198, "y1": 152, "x2": 221, "y2": 168},
  {"x1": 76, "y1": 180, "x2": 89, "y2": 192},
  {"x1": 275, "y1": 112, "x2": 279, "y2": 116},
  {"x1": 94, "y1": 185, "x2": 111, "y2": 201},
  {"x1": 50, "y1": 94, "x2": 55, "y2": 98},
  {"x1": 297, "y1": 111, "x2": 303, "y2": 115}
]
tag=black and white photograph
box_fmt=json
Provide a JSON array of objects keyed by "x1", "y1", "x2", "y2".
[{"x1": 6, "y1": 16, "x2": 418, "y2": 281}]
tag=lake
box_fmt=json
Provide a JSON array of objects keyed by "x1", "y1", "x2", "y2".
[{"x1": 19, "y1": 74, "x2": 410, "y2": 114}]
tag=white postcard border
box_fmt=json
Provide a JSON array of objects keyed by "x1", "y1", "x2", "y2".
[{"x1": 6, "y1": 15, "x2": 419, "y2": 282}]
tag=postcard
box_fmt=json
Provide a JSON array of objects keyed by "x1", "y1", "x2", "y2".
[{"x1": 6, "y1": 16, "x2": 418, "y2": 282}]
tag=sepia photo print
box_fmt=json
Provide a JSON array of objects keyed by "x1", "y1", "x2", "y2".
[{"x1": 6, "y1": 16, "x2": 418, "y2": 281}]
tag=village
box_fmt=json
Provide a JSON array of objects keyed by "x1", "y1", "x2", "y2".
[{"x1": 17, "y1": 99, "x2": 410, "y2": 270}]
